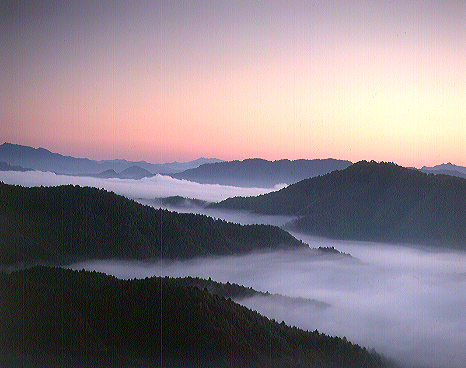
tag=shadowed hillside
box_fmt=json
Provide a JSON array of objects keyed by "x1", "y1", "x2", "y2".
[
  {"x1": 0, "y1": 266, "x2": 394, "y2": 368},
  {"x1": 0, "y1": 182, "x2": 306, "y2": 265},
  {"x1": 212, "y1": 161, "x2": 466, "y2": 247}
]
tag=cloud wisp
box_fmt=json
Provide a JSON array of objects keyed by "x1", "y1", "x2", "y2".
[{"x1": 0, "y1": 170, "x2": 281, "y2": 203}]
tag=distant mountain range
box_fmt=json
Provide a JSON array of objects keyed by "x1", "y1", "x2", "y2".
[
  {"x1": 0, "y1": 142, "x2": 222, "y2": 176},
  {"x1": 170, "y1": 158, "x2": 353, "y2": 187},
  {"x1": 212, "y1": 161, "x2": 466, "y2": 248},
  {"x1": 2, "y1": 142, "x2": 466, "y2": 186},
  {"x1": 420, "y1": 162, "x2": 466, "y2": 179}
]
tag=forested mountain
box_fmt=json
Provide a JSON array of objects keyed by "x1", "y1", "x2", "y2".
[
  {"x1": 0, "y1": 182, "x2": 306, "y2": 265},
  {"x1": 0, "y1": 266, "x2": 394, "y2": 368},
  {"x1": 170, "y1": 158, "x2": 352, "y2": 188},
  {"x1": 212, "y1": 161, "x2": 466, "y2": 247}
]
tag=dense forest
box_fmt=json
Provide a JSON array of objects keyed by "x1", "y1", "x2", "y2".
[
  {"x1": 212, "y1": 161, "x2": 466, "y2": 247},
  {"x1": 0, "y1": 182, "x2": 306, "y2": 265},
  {"x1": 0, "y1": 266, "x2": 395, "y2": 368}
]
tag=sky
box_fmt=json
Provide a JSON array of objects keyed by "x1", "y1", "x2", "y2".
[{"x1": 1, "y1": 0, "x2": 465, "y2": 167}]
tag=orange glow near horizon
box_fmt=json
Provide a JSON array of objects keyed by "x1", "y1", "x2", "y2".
[{"x1": 1, "y1": 1, "x2": 465, "y2": 168}]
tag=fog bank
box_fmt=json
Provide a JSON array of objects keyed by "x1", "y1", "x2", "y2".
[
  {"x1": 0, "y1": 170, "x2": 282, "y2": 202},
  {"x1": 5, "y1": 169, "x2": 466, "y2": 367},
  {"x1": 69, "y1": 240, "x2": 466, "y2": 368}
]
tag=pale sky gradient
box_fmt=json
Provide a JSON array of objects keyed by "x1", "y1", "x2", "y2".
[{"x1": 1, "y1": 1, "x2": 465, "y2": 167}]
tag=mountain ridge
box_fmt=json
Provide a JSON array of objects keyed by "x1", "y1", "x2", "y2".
[
  {"x1": 212, "y1": 161, "x2": 466, "y2": 248},
  {"x1": 171, "y1": 158, "x2": 353, "y2": 188},
  {"x1": 0, "y1": 142, "x2": 222, "y2": 175},
  {"x1": 0, "y1": 182, "x2": 307, "y2": 265}
]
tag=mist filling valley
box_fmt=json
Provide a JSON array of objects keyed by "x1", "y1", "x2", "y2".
[
  {"x1": 3, "y1": 170, "x2": 465, "y2": 368},
  {"x1": 69, "y1": 235, "x2": 466, "y2": 368}
]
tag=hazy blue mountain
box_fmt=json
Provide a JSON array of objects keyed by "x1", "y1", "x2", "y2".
[
  {"x1": 93, "y1": 168, "x2": 119, "y2": 178},
  {"x1": 420, "y1": 162, "x2": 466, "y2": 179},
  {"x1": 212, "y1": 161, "x2": 466, "y2": 248},
  {"x1": 0, "y1": 142, "x2": 99, "y2": 174},
  {"x1": 164, "y1": 157, "x2": 225, "y2": 171},
  {"x1": 87, "y1": 166, "x2": 154, "y2": 179},
  {"x1": 92, "y1": 158, "x2": 177, "y2": 175},
  {"x1": 118, "y1": 165, "x2": 153, "y2": 179},
  {"x1": 0, "y1": 161, "x2": 33, "y2": 172},
  {"x1": 0, "y1": 142, "x2": 219, "y2": 176},
  {"x1": 171, "y1": 158, "x2": 353, "y2": 188}
]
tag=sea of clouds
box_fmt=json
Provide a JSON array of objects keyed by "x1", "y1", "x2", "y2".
[
  {"x1": 68, "y1": 239, "x2": 466, "y2": 368},
  {"x1": 3, "y1": 170, "x2": 465, "y2": 368},
  {"x1": 0, "y1": 170, "x2": 283, "y2": 203}
]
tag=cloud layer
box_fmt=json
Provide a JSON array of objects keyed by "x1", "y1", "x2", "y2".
[
  {"x1": 5, "y1": 170, "x2": 465, "y2": 367},
  {"x1": 0, "y1": 170, "x2": 280, "y2": 203},
  {"x1": 69, "y1": 239, "x2": 466, "y2": 368}
]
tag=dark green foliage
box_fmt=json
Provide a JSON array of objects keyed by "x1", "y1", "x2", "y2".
[
  {"x1": 0, "y1": 182, "x2": 305, "y2": 265},
  {"x1": 0, "y1": 266, "x2": 394, "y2": 367},
  {"x1": 213, "y1": 161, "x2": 466, "y2": 248}
]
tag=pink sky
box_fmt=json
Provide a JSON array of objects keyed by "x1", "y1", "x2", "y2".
[{"x1": 1, "y1": 1, "x2": 465, "y2": 167}]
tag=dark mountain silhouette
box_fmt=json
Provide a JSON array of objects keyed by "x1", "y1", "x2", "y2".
[
  {"x1": 0, "y1": 266, "x2": 394, "y2": 368},
  {"x1": 420, "y1": 162, "x2": 466, "y2": 179},
  {"x1": 0, "y1": 161, "x2": 33, "y2": 172},
  {"x1": 0, "y1": 182, "x2": 306, "y2": 265},
  {"x1": 152, "y1": 195, "x2": 209, "y2": 208},
  {"x1": 93, "y1": 168, "x2": 119, "y2": 178},
  {"x1": 212, "y1": 161, "x2": 466, "y2": 248},
  {"x1": 87, "y1": 166, "x2": 153, "y2": 179},
  {"x1": 164, "y1": 157, "x2": 224, "y2": 171},
  {"x1": 118, "y1": 165, "x2": 153, "y2": 179},
  {"x1": 170, "y1": 158, "x2": 352, "y2": 188},
  {"x1": 0, "y1": 142, "x2": 220, "y2": 175},
  {"x1": 0, "y1": 142, "x2": 98, "y2": 174}
]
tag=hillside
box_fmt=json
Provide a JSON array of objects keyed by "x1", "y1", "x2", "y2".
[
  {"x1": 0, "y1": 266, "x2": 393, "y2": 368},
  {"x1": 212, "y1": 161, "x2": 466, "y2": 247},
  {"x1": 171, "y1": 158, "x2": 352, "y2": 188},
  {"x1": 0, "y1": 182, "x2": 306, "y2": 265}
]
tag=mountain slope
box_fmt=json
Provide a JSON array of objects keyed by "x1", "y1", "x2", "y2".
[
  {"x1": 0, "y1": 182, "x2": 306, "y2": 265},
  {"x1": 212, "y1": 161, "x2": 466, "y2": 247},
  {"x1": 171, "y1": 158, "x2": 352, "y2": 187},
  {"x1": 0, "y1": 266, "x2": 393, "y2": 368}
]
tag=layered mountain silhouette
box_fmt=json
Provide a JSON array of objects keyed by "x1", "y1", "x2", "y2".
[
  {"x1": 171, "y1": 158, "x2": 352, "y2": 187},
  {"x1": 420, "y1": 162, "x2": 466, "y2": 179},
  {"x1": 90, "y1": 165, "x2": 154, "y2": 179},
  {"x1": 212, "y1": 161, "x2": 466, "y2": 248},
  {"x1": 0, "y1": 142, "x2": 222, "y2": 175}
]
